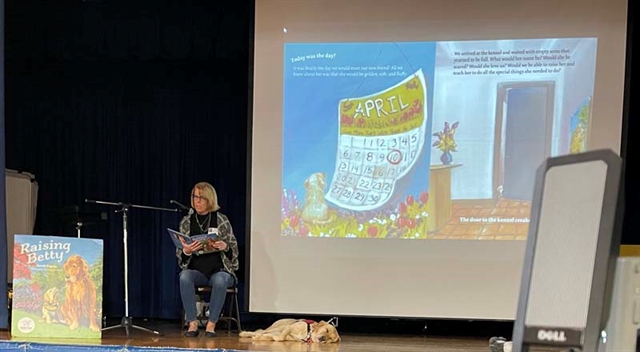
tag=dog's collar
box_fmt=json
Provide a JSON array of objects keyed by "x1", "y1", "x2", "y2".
[
  {"x1": 300, "y1": 319, "x2": 316, "y2": 343},
  {"x1": 43, "y1": 302, "x2": 58, "y2": 311}
]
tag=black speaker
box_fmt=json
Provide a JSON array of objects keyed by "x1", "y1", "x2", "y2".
[{"x1": 512, "y1": 149, "x2": 623, "y2": 352}]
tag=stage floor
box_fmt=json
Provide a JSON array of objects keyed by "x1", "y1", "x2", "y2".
[
  {"x1": 0, "y1": 320, "x2": 556, "y2": 352},
  {"x1": 0, "y1": 319, "x2": 485, "y2": 352}
]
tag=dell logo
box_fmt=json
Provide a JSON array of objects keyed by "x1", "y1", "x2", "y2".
[{"x1": 537, "y1": 329, "x2": 567, "y2": 342}]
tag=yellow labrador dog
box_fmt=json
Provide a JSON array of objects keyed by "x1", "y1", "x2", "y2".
[
  {"x1": 301, "y1": 172, "x2": 331, "y2": 224},
  {"x1": 239, "y1": 319, "x2": 340, "y2": 343}
]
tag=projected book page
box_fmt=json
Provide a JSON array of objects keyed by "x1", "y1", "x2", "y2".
[
  {"x1": 281, "y1": 37, "x2": 597, "y2": 241},
  {"x1": 282, "y1": 42, "x2": 435, "y2": 239}
]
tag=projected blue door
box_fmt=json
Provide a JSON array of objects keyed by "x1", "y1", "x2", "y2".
[{"x1": 499, "y1": 83, "x2": 554, "y2": 201}]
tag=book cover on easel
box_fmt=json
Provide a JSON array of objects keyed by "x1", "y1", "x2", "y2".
[{"x1": 10, "y1": 234, "x2": 104, "y2": 339}]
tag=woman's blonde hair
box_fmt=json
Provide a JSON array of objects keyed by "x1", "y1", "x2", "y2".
[{"x1": 191, "y1": 182, "x2": 220, "y2": 212}]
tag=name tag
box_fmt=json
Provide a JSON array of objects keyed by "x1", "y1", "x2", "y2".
[{"x1": 208, "y1": 227, "x2": 218, "y2": 235}]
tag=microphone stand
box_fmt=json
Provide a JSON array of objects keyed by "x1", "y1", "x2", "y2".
[
  {"x1": 169, "y1": 199, "x2": 191, "y2": 212},
  {"x1": 76, "y1": 220, "x2": 83, "y2": 238},
  {"x1": 86, "y1": 199, "x2": 178, "y2": 337}
]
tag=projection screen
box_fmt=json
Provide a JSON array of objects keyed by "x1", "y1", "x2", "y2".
[{"x1": 249, "y1": 0, "x2": 628, "y2": 319}]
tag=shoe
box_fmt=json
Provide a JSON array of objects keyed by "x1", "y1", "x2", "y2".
[
  {"x1": 184, "y1": 329, "x2": 199, "y2": 337},
  {"x1": 204, "y1": 331, "x2": 217, "y2": 338}
]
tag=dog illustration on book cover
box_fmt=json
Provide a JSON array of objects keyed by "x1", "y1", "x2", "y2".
[
  {"x1": 11, "y1": 235, "x2": 104, "y2": 339},
  {"x1": 39, "y1": 287, "x2": 62, "y2": 324},
  {"x1": 60, "y1": 254, "x2": 100, "y2": 332}
]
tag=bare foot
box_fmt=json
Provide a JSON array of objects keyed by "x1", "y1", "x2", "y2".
[{"x1": 206, "y1": 321, "x2": 216, "y2": 333}]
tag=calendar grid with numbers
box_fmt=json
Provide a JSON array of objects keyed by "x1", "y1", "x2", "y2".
[{"x1": 326, "y1": 69, "x2": 428, "y2": 211}]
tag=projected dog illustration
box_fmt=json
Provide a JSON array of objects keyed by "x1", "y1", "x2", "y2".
[{"x1": 301, "y1": 172, "x2": 332, "y2": 225}]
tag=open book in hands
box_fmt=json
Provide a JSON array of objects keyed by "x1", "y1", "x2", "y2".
[{"x1": 167, "y1": 228, "x2": 220, "y2": 256}]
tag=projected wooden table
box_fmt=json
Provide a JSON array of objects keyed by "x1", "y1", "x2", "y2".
[{"x1": 426, "y1": 163, "x2": 462, "y2": 233}]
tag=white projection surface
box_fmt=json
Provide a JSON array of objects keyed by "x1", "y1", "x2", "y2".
[{"x1": 250, "y1": 0, "x2": 628, "y2": 319}]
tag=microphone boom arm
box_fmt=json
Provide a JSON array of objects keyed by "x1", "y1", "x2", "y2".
[{"x1": 169, "y1": 199, "x2": 190, "y2": 211}]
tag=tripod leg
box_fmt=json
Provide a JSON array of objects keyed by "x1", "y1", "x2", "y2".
[
  {"x1": 101, "y1": 324, "x2": 124, "y2": 332},
  {"x1": 101, "y1": 316, "x2": 133, "y2": 337},
  {"x1": 131, "y1": 324, "x2": 162, "y2": 336}
]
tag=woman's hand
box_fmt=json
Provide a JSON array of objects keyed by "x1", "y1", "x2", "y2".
[
  {"x1": 183, "y1": 240, "x2": 204, "y2": 255},
  {"x1": 212, "y1": 240, "x2": 228, "y2": 251}
]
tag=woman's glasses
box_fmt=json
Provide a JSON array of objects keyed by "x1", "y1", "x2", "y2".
[{"x1": 191, "y1": 194, "x2": 207, "y2": 202}]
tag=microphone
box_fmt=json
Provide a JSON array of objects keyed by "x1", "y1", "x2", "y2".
[{"x1": 170, "y1": 200, "x2": 190, "y2": 212}]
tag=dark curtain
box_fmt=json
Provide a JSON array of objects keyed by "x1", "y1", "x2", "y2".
[
  {"x1": 0, "y1": 0, "x2": 7, "y2": 329},
  {"x1": 620, "y1": 0, "x2": 639, "y2": 246},
  {"x1": 5, "y1": 0, "x2": 251, "y2": 319}
]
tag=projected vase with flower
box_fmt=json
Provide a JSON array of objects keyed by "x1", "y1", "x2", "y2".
[
  {"x1": 432, "y1": 121, "x2": 459, "y2": 165},
  {"x1": 440, "y1": 151, "x2": 453, "y2": 165}
]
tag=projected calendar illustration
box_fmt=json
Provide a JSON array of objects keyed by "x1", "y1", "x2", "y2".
[
  {"x1": 326, "y1": 70, "x2": 427, "y2": 211},
  {"x1": 282, "y1": 42, "x2": 436, "y2": 239}
]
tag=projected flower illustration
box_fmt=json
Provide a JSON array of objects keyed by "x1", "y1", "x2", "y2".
[
  {"x1": 432, "y1": 121, "x2": 459, "y2": 165},
  {"x1": 281, "y1": 188, "x2": 430, "y2": 239},
  {"x1": 569, "y1": 98, "x2": 591, "y2": 154}
]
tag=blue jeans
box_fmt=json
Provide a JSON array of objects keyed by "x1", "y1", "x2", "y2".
[{"x1": 179, "y1": 269, "x2": 235, "y2": 323}]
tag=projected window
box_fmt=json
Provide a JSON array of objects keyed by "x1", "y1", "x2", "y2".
[{"x1": 281, "y1": 38, "x2": 597, "y2": 241}]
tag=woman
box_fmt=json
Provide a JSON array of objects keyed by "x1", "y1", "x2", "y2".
[{"x1": 176, "y1": 182, "x2": 239, "y2": 338}]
